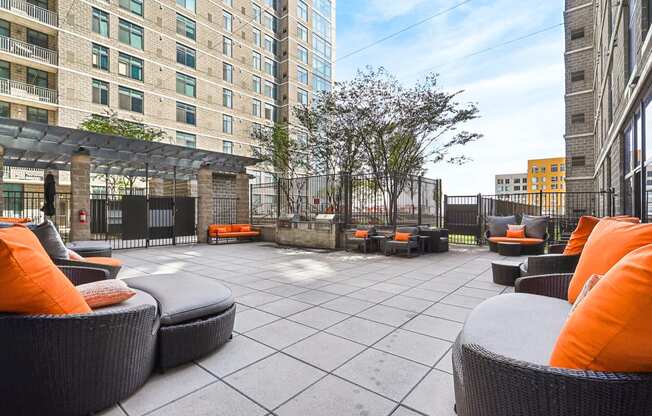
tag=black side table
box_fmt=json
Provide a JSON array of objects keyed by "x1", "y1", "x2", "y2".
[
  {"x1": 491, "y1": 260, "x2": 522, "y2": 286},
  {"x1": 370, "y1": 235, "x2": 388, "y2": 253}
]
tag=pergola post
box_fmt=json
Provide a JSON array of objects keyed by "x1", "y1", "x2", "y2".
[
  {"x1": 197, "y1": 165, "x2": 214, "y2": 243},
  {"x1": 70, "y1": 148, "x2": 91, "y2": 242},
  {"x1": 0, "y1": 144, "x2": 4, "y2": 214},
  {"x1": 235, "y1": 172, "x2": 250, "y2": 224}
]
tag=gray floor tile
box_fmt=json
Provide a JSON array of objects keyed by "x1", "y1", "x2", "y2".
[
  {"x1": 422, "y1": 303, "x2": 471, "y2": 323},
  {"x1": 121, "y1": 364, "x2": 216, "y2": 416},
  {"x1": 319, "y1": 282, "x2": 361, "y2": 295},
  {"x1": 287, "y1": 306, "x2": 349, "y2": 330},
  {"x1": 290, "y1": 289, "x2": 340, "y2": 305},
  {"x1": 263, "y1": 284, "x2": 310, "y2": 297},
  {"x1": 234, "y1": 309, "x2": 281, "y2": 333},
  {"x1": 246, "y1": 319, "x2": 317, "y2": 350},
  {"x1": 321, "y1": 296, "x2": 376, "y2": 315},
  {"x1": 403, "y1": 370, "x2": 456, "y2": 416},
  {"x1": 198, "y1": 335, "x2": 275, "y2": 377},
  {"x1": 237, "y1": 292, "x2": 284, "y2": 307},
  {"x1": 335, "y1": 349, "x2": 429, "y2": 402},
  {"x1": 374, "y1": 329, "x2": 452, "y2": 366},
  {"x1": 96, "y1": 405, "x2": 127, "y2": 416},
  {"x1": 391, "y1": 406, "x2": 424, "y2": 416},
  {"x1": 401, "y1": 287, "x2": 449, "y2": 302},
  {"x1": 148, "y1": 381, "x2": 267, "y2": 416},
  {"x1": 225, "y1": 353, "x2": 325, "y2": 410},
  {"x1": 439, "y1": 294, "x2": 485, "y2": 309},
  {"x1": 453, "y1": 286, "x2": 498, "y2": 300},
  {"x1": 284, "y1": 332, "x2": 366, "y2": 372},
  {"x1": 357, "y1": 304, "x2": 417, "y2": 327},
  {"x1": 347, "y1": 288, "x2": 396, "y2": 303},
  {"x1": 435, "y1": 349, "x2": 454, "y2": 374},
  {"x1": 276, "y1": 375, "x2": 396, "y2": 416},
  {"x1": 381, "y1": 295, "x2": 433, "y2": 313},
  {"x1": 326, "y1": 316, "x2": 395, "y2": 346},
  {"x1": 257, "y1": 298, "x2": 313, "y2": 317},
  {"x1": 402, "y1": 315, "x2": 463, "y2": 342}
]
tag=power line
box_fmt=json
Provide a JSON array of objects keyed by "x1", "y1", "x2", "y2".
[{"x1": 336, "y1": 0, "x2": 474, "y2": 63}]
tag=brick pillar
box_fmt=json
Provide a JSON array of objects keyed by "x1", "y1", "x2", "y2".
[
  {"x1": 0, "y1": 145, "x2": 4, "y2": 214},
  {"x1": 69, "y1": 148, "x2": 91, "y2": 241},
  {"x1": 149, "y1": 177, "x2": 164, "y2": 196},
  {"x1": 235, "y1": 172, "x2": 250, "y2": 224},
  {"x1": 196, "y1": 166, "x2": 214, "y2": 243}
]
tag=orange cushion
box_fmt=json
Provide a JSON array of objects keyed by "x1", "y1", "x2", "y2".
[
  {"x1": 395, "y1": 232, "x2": 411, "y2": 242},
  {"x1": 563, "y1": 216, "x2": 600, "y2": 256},
  {"x1": 240, "y1": 225, "x2": 252, "y2": 232},
  {"x1": 488, "y1": 236, "x2": 543, "y2": 246},
  {"x1": 0, "y1": 217, "x2": 31, "y2": 224},
  {"x1": 354, "y1": 230, "x2": 369, "y2": 238},
  {"x1": 218, "y1": 231, "x2": 260, "y2": 238},
  {"x1": 0, "y1": 226, "x2": 91, "y2": 315},
  {"x1": 568, "y1": 219, "x2": 652, "y2": 303},
  {"x1": 506, "y1": 229, "x2": 525, "y2": 238},
  {"x1": 550, "y1": 244, "x2": 652, "y2": 371},
  {"x1": 76, "y1": 280, "x2": 136, "y2": 309},
  {"x1": 83, "y1": 257, "x2": 123, "y2": 268},
  {"x1": 230, "y1": 225, "x2": 242, "y2": 232}
]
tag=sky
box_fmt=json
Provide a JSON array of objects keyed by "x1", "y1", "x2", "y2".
[{"x1": 335, "y1": 0, "x2": 565, "y2": 195}]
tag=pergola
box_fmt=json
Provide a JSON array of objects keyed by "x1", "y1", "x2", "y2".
[{"x1": 0, "y1": 118, "x2": 259, "y2": 242}]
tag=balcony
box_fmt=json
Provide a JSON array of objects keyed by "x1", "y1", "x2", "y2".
[
  {"x1": 0, "y1": 35, "x2": 57, "y2": 69},
  {"x1": 0, "y1": 77, "x2": 57, "y2": 107},
  {"x1": 0, "y1": 0, "x2": 58, "y2": 33}
]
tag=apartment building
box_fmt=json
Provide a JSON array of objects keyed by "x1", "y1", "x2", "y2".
[
  {"x1": 564, "y1": 0, "x2": 652, "y2": 219},
  {"x1": 528, "y1": 157, "x2": 567, "y2": 193},
  {"x1": 0, "y1": 0, "x2": 335, "y2": 164},
  {"x1": 494, "y1": 173, "x2": 528, "y2": 195}
]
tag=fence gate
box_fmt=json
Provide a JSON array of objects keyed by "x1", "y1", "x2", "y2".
[{"x1": 443, "y1": 195, "x2": 482, "y2": 245}]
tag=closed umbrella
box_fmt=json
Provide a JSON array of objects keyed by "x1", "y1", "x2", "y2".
[{"x1": 41, "y1": 173, "x2": 56, "y2": 218}]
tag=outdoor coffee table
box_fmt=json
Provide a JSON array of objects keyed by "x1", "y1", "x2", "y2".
[
  {"x1": 497, "y1": 242, "x2": 521, "y2": 257},
  {"x1": 370, "y1": 235, "x2": 388, "y2": 253},
  {"x1": 491, "y1": 260, "x2": 522, "y2": 286}
]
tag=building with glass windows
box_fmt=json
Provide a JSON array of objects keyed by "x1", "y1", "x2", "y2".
[
  {"x1": 495, "y1": 173, "x2": 529, "y2": 195},
  {"x1": 0, "y1": 0, "x2": 335, "y2": 166},
  {"x1": 564, "y1": 0, "x2": 652, "y2": 219}
]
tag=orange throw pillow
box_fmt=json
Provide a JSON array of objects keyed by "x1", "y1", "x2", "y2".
[
  {"x1": 354, "y1": 230, "x2": 369, "y2": 238},
  {"x1": 395, "y1": 232, "x2": 411, "y2": 241},
  {"x1": 568, "y1": 219, "x2": 652, "y2": 304},
  {"x1": 83, "y1": 257, "x2": 123, "y2": 268},
  {"x1": 550, "y1": 245, "x2": 652, "y2": 371},
  {"x1": 0, "y1": 226, "x2": 91, "y2": 315},
  {"x1": 506, "y1": 229, "x2": 525, "y2": 238},
  {"x1": 76, "y1": 280, "x2": 136, "y2": 309},
  {"x1": 240, "y1": 225, "x2": 252, "y2": 232},
  {"x1": 563, "y1": 216, "x2": 600, "y2": 256}
]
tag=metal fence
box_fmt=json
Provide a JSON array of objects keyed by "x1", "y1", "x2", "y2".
[
  {"x1": 250, "y1": 173, "x2": 443, "y2": 227},
  {"x1": 444, "y1": 190, "x2": 616, "y2": 245},
  {"x1": 2, "y1": 191, "x2": 71, "y2": 241},
  {"x1": 213, "y1": 197, "x2": 238, "y2": 225}
]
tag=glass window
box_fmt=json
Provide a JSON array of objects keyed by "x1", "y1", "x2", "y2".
[
  {"x1": 26, "y1": 67, "x2": 48, "y2": 88},
  {"x1": 223, "y1": 11, "x2": 232, "y2": 32},
  {"x1": 223, "y1": 88, "x2": 233, "y2": 108},
  {"x1": 312, "y1": 55, "x2": 331, "y2": 79},
  {"x1": 223, "y1": 140, "x2": 233, "y2": 154},
  {"x1": 176, "y1": 101, "x2": 196, "y2": 124},
  {"x1": 312, "y1": 34, "x2": 332, "y2": 59},
  {"x1": 252, "y1": 99, "x2": 261, "y2": 116},
  {"x1": 92, "y1": 43, "x2": 109, "y2": 70},
  {"x1": 176, "y1": 0, "x2": 195, "y2": 13},
  {"x1": 223, "y1": 36, "x2": 233, "y2": 57},
  {"x1": 119, "y1": 0, "x2": 143, "y2": 16},
  {"x1": 297, "y1": 1, "x2": 308, "y2": 21},
  {"x1": 28, "y1": 0, "x2": 47, "y2": 9},
  {"x1": 252, "y1": 4, "x2": 261, "y2": 23},
  {"x1": 264, "y1": 35, "x2": 276, "y2": 54},
  {"x1": 313, "y1": 74, "x2": 330, "y2": 92},
  {"x1": 264, "y1": 81, "x2": 276, "y2": 98},
  {"x1": 264, "y1": 0, "x2": 276, "y2": 9},
  {"x1": 119, "y1": 19, "x2": 143, "y2": 49},
  {"x1": 264, "y1": 58, "x2": 276, "y2": 76},
  {"x1": 297, "y1": 24, "x2": 308, "y2": 42},
  {"x1": 297, "y1": 66, "x2": 308, "y2": 84},
  {"x1": 252, "y1": 52, "x2": 261, "y2": 70},
  {"x1": 176, "y1": 72, "x2": 196, "y2": 97},
  {"x1": 27, "y1": 29, "x2": 48, "y2": 48},
  {"x1": 312, "y1": 10, "x2": 330, "y2": 40},
  {"x1": 118, "y1": 86, "x2": 143, "y2": 113},
  {"x1": 314, "y1": 0, "x2": 331, "y2": 19},
  {"x1": 298, "y1": 45, "x2": 308, "y2": 64},
  {"x1": 223, "y1": 114, "x2": 233, "y2": 134},
  {"x1": 0, "y1": 101, "x2": 9, "y2": 117},
  {"x1": 176, "y1": 14, "x2": 196, "y2": 40},
  {"x1": 92, "y1": 8, "x2": 110, "y2": 37},
  {"x1": 263, "y1": 12, "x2": 276, "y2": 31},
  {"x1": 223, "y1": 62, "x2": 233, "y2": 82},
  {"x1": 223, "y1": 0, "x2": 233, "y2": 7},
  {"x1": 252, "y1": 28, "x2": 261, "y2": 46},
  {"x1": 628, "y1": 0, "x2": 638, "y2": 77},
  {"x1": 264, "y1": 103, "x2": 275, "y2": 121},
  {"x1": 176, "y1": 131, "x2": 196, "y2": 148},
  {"x1": 297, "y1": 88, "x2": 308, "y2": 105},
  {"x1": 176, "y1": 43, "x2": 196, "y2": 68},
  {"x1": 252, "y1": 76, "x2": 261, "y2": 93},
  {"x1": 0, "y1": 19, "x2": 9, "y2": 38},
  {"x1": 118, "y1": 52, "x2": 143, "y2": 81},
  {"x1": 645, "y1": 96, "x2": 652, "y2": 165},
  {"x1": 27, "y1": 107, "x2": 48, "y2": 123},
  {"x1": 0, "y1": 60, "x2": 9, "y2": 79},
  {"x1": 92, "y1": 79, "x2": 109, "y2": 105}
]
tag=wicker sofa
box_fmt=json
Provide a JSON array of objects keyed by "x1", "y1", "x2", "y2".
[{"x1": 453, "y1": 273, "x2": 652, "y2": 416}]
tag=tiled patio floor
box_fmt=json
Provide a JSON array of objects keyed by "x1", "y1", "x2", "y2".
[{"x1": 99, "y1": 243, "x2": 514, "y2": 416}]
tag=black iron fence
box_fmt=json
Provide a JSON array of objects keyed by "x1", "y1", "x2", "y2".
[
  {"x1": 213, "y1": 197, "x2": 238, "y2": 225},
  {"x1": 250, "y1": 174, "x2": 443, "y2": 228},
  {"x1": 444, "y1": 190, "x2": 616, "y2": 245},
  {"x1": 3, "y1": 191, "x2": 72, "y2": 241}
]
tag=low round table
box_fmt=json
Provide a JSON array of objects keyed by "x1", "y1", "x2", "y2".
[
  {"x1": 497, "y1": 242, "x2": 521, "y2": 257},
  {"x1": 492, "y1": 260, "x2": 522, "y2": 286},
  {"x1": 66, "y1": 240, "x2": 113, "y2": 258}
]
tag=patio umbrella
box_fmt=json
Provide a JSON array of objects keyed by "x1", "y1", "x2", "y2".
[{"x1": 41, "y1": 173, "x2": 56, "y2": 218}]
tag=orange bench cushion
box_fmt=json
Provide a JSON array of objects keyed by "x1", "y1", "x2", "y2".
[
  {"x1": 0, "y1": 217, "x2": 32, "y2": 224},
  {"x1": 83, "y1": 257, "x2": 123, "y2": 268},
  {"x1": 488, "y1": 236, "x2": 543, "y2": 246},
  {"x1": 0, "y1": 226, "x2": 91, "y2": 315},
  {"x1": 551, "y1": 244, "x2": 652, "y2": 371},
  {"x1": 209, "y1": 224, "x2": 257, "y2": 237},
  {"x1": 217, "y1": 231, "x2": 260, "y2": 238}
]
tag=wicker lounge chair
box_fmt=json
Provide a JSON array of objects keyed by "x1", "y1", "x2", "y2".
[
  {"x1": 385, "y1": 227, "x2": 419, "y2": 257},
  {"x1": 345, "y1": 226, "x2": 378, "y2": 253}
]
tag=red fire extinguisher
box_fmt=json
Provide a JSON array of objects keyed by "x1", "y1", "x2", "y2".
[{"x1": 79, "y1": 209, "x2": 87, "y2": 224}]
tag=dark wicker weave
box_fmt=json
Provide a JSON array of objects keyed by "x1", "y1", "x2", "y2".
[
  {"x1": 345, "y1": 227, "x2": 378, "y2": 254},
  {"x1": 515, "y1": 273, "x2": 573, "y2": 300},
  {"x1": 58, "y1": 265, "x2": 111, "y2": 285},
  {"x1": 0, "y1": 304, "x2": 158, "y2": 416},
  {"x1": 158, "y1": 304, "x2": 236, "y2": 370},
  {"x1": 491, "y1": 261, "x2": 521, "y2": 286},
  {"x1": 548, "y1": 242, "x2": 567, "y2": 254},
  {"x1": 519, "y1": 254, "x2": 580, "y2": 277},
  {"x1": 54, "y1": 257, "x2": 122, "y2": 279}
]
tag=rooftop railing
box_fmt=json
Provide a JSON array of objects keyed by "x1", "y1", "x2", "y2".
[
  {"x1": 0, "y1": 0, "x2": 58, "y2": 27},
  {"x1": 0, "y1": 35, "x2": 57, "y2": 65},
  {"x1": 0, "y1": 77, "x2": 57, "y2": 104}
]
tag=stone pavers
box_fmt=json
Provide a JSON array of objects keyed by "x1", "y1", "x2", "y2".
[{"x1": 99, "y1": 243, "x2": 513, "y2": 416}]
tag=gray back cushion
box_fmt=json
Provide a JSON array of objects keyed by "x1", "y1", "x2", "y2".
[
  {"x1": 32, "y1": 220, "x2": 68, "y2": 259},
  {"x1": 521, "y1": 215, "x2": 549, "y2": 239},
  {"x1": 396, "y1": 227, "x2": 418, "y2": 235},
  {"x1": 487, "y1": 216, "x2": 516, "y2": 237}
]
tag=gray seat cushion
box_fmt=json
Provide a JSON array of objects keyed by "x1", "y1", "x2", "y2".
[
  {"x1": 125, "y1": 275, "x2": 234, "y2": 326},
  {"x1": 487, "y1": 216, "x2": 517, "y2": 237},
  {"x1": 459, "y1": 293, "x2": 570, "y2": 365},
  {"x1": 66, "y1": 240, "x2": 112, "y2": 254},
  {"x1": 32, "y1": 220, "x2": 68, "y2": 259},
  {"x1": 521, "y1": 215, "x2": 549, "y2": 239}
]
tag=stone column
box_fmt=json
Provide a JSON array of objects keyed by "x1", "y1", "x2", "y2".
[
  {"x1": 69, "y1": 148, "x2": 91, "y2": 241},
  {"x1": 235, "y1": 172, "x2": 251, "y2": 224},
  {"x1": 196, "y1": 166, "x2": 214, "y2": 243},
  {"x1": 149, "y1": 177, "x2": 164, "y2": 196},
  {"x1": 0, "y1": 145, "x2": 4, "y2": 214}
]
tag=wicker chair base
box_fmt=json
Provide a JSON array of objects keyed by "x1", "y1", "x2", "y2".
[
  {"x1": 491, "y1": 261, "x2": 522, "y2": 286},
  {"x1": 158, "y1": 304, "x2": 236, "y2": 370},
  {"x1": 489, "y1": 240, "x2": 545, "y2": 255}
]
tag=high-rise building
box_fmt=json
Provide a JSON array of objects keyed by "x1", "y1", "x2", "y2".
[
  {"x1": 527, "y1": 157, "x2": 567, "y2": 194},
  {"x1": 564, "y1": 0, "x2": 652, "y2": 219},
  {"x1": 495, "y1": 173, "x2": 528, "y2": 195},
  {"x1": 0, "y1": 0, "x2": 335, "y2": 166}
]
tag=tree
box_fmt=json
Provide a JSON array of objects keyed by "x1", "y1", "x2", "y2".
[{"x1": 79, "y1": 110, "x2": 167, "y2": 194}]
